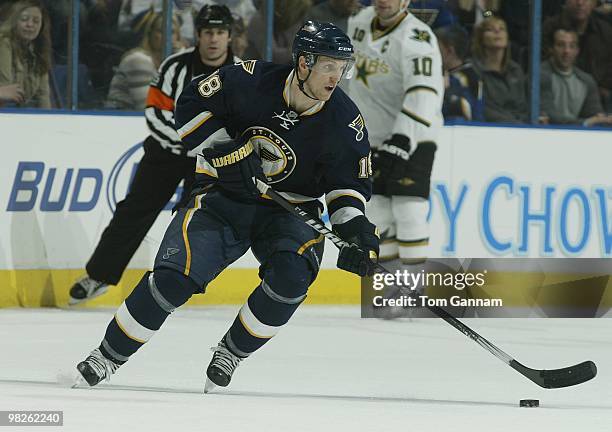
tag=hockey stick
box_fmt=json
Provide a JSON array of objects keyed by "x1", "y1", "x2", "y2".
[{"x1": 255, "y1": 179, "x2": 597, "y2": 389}]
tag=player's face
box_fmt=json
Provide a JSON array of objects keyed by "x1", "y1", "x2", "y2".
[
  {"x1": 551, "y1": 30, "x2": 579, "y2": 71},
  {"x1": 198, "y1": 27, "x2": 231, "y2": 63},
  {"x1": 304, "y1": 56, "x2": 350, "y2": 100},
  {"x1": 16, "y1": 6, "x2": 42, "y2": 42},
  {"x1": 374, "y1": 0, "x2": 405, "y2": 20}
]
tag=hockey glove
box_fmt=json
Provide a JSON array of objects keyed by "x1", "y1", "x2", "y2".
[
  {"x1": 376, "y1": 134, "x2": 412, "y2": 181},
  {"x1": 201, "y1": 139, "x2": 265, "y2": 201},
  {"x1": 385, "y1": 141, "x2": 437, "y2": 198},
  {"x1": 335, "y1": 216, "x2": 380, "y2": 277}
]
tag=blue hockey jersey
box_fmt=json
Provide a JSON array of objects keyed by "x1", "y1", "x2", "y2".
[{"x1": 175, "y1": 60, "x2": 373, "y2": 227}]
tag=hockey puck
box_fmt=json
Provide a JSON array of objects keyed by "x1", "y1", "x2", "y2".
[{"x1": 519, "y1": 399, "x2": 539, "y2": 407}]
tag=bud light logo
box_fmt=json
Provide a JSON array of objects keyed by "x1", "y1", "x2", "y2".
[{"x1": 7, "y1": 142, "x2": 183, "y2": 213}]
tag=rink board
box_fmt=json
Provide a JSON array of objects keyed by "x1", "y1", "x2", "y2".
[{"x1": 1, "y1": 112, "x2": 611, "y2": 306}]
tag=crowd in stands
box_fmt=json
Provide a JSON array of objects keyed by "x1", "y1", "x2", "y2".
[{"x1": 0, "y1": 0, "x2": 611, "y2": 126}]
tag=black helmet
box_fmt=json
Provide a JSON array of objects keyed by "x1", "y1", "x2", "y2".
[
  {"x1": 292, "y1": 20, "x2": 354, "y2": 66},
  {"x1": 195, "y1": 5, "x2": 234, "y2": 33}
]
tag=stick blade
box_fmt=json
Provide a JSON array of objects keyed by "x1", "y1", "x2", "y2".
[{"x1": 511, "y1": 360, "x2": 597, "y2": 389}]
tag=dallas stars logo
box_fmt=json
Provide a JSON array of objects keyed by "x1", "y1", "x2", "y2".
[
  {"x1": 410, "y1": 28, "x2": 431, "y2": 44},
  {"x1": 354, "y1": 55, "x2": 390, "y2": 87},
  {"x1": 355, "y1": 61, "x2": 375, "y2": 87}
]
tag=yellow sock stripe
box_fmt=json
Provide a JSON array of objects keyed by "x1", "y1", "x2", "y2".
[
  {"x1": 379, "y1": 253, "x2": 399, "y2": 262},
  {"x1": 398, "y1": 239, "x2": 429, "y2": 247},
  {"x1": 401, "y1": 258, "x2": 427, "y2": 265},
  {"x1": 114, "y1": 302, "x2": 155, "y2": 343},
  {"x1": 238, "y1": 312, "x2": 273, "y2": 339},
  {"x1": 381, "y1": 238, "x2": 397, "y2": 245},
  {"x1": 238, "y1": 304, "x2": 280, "y2": 339},
  {"x1": 297, "y1": 235, "x2": 324, "y2": 255},
  {"x1": 114, "y1": 315, "x2": 146, "y2": 344}
]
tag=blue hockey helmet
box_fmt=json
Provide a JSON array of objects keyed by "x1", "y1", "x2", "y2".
[{"x1": 292, "y1": 20, "x2": 355, "y2": 78}]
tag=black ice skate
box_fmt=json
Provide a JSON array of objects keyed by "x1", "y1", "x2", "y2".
[
  {"x1": 204, "y1": 339, "x2": 243, "y2": 393},
  {"x1": 76, "y1": 348, "x2": 121, "y2": 386},
  {"x1": 69, "y1": 275, "x2": 109, "y2": 305}
]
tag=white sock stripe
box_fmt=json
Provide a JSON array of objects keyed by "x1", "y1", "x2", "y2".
[
  {"x1": 238, "y1": 304, "x2": 281, "y2": 339},
  {"x1": 399, "y1": 244, "x2": 429, "y2": 260},
  {"x1": 115, "y1": 302, "x2": 156, "y2": 343},
  {"x1": 380, "y1": 242, "x2": 399, "y2": 259}
]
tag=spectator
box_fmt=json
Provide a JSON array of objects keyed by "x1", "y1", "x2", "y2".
[
  {"x1": 598, "y1": 0, "x2": 612, "y2": 21},
  {"x1": 307, "y1": 0, "x2": 361, "y2": 33},
  {"x1": 0, "y1": 83, "x2": 24, "y2": 105},
  {"x1": 471, "y1": 16, "x2": 528, "y2": 123},
  {"x1": 231, "y1": 15, "x2": 249, "y2": 57},
  {"x1": 541, "y1": 26, "x2": 612, "y2": 126},
  {"x1": 448, "y1": 0, "x2": 500, "y2": 33},
  {"x1": 42, "y1": 0, "x2": 87, "y2": 64},
  {"x1": 495, "y1": 0, "x2": 564, "y2": 70},
  {"x1": 436, "y1": 24, "x2": 484, "y2": 121},
  {"x1": 119, "y1": 1, "x2": 194, "y2": 45},
  {"x1": 80, "y1": 0, "x2": 134, "y2": 106},
  {"x1": 192, "y1": 0, "x2": 256, "y2": 25},
  {"x1": 106, "y1": 11, "x2": 182, "y2": 109},
  {"x1": 409, "y1": 0, "x2": 458, "y2": 29},
  {"x1": 244, "y1": 0, "x2": 312, "y2": 63},
  {"x1": 0, "y1": 0, "x2": 20, "y2": 21},
  {"x1": 0, "y1": 0, "x2": 51, "y2": 108},
  {"x1": 543, "y1": 0, "x2": 612, "y2": 111}
]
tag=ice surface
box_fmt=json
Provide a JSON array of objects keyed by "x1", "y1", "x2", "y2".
[{"x1": 1, "y1": 307, "x2": 610, "y2": 432}]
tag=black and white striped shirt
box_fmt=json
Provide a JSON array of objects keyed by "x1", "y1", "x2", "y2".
[{"x1": 144, "y1": 47, "x2": 239, "y2": 155}]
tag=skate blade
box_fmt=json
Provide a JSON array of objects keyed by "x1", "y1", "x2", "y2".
[
  {"x1": 68, "y1": 286, "x2": 109, "y2": 306},
  {"x1": 56, "y1": 369, "x2": 87, "y2": 388},
  {"x1": 204, "y1": 378, "x2": 217, "y2": 394},
  {"x1": 71, "y1": 374, "x2": 87, "y2": 388}
]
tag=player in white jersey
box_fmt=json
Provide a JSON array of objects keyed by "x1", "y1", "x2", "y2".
[{"x1": 348, "y1": 0, "x2": 443, "y2": 274}]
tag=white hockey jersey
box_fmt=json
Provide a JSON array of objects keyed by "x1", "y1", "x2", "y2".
[{"x1": 347, "y1": 7, "x2": 444, "y2": 150}]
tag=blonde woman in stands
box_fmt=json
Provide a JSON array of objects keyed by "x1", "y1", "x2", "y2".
[
  {"x1": 0, "y1": 0, "x2": 51, "y2": 108},
  {"x1": 472, "y1": 15, "x2": 528, "y2": 123},
  {"x1": 106, "y1": 11, "x2": 183, "y2": 110}
]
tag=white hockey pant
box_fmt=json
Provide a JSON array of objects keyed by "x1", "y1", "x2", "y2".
[{"x1": 366, "y1": 194, "x2": 430, "y2": 263}]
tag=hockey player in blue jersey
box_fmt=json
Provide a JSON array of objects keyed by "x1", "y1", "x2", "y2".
[{"x1": 75, "y1": 20, "x2": 380, "y2": 392}]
